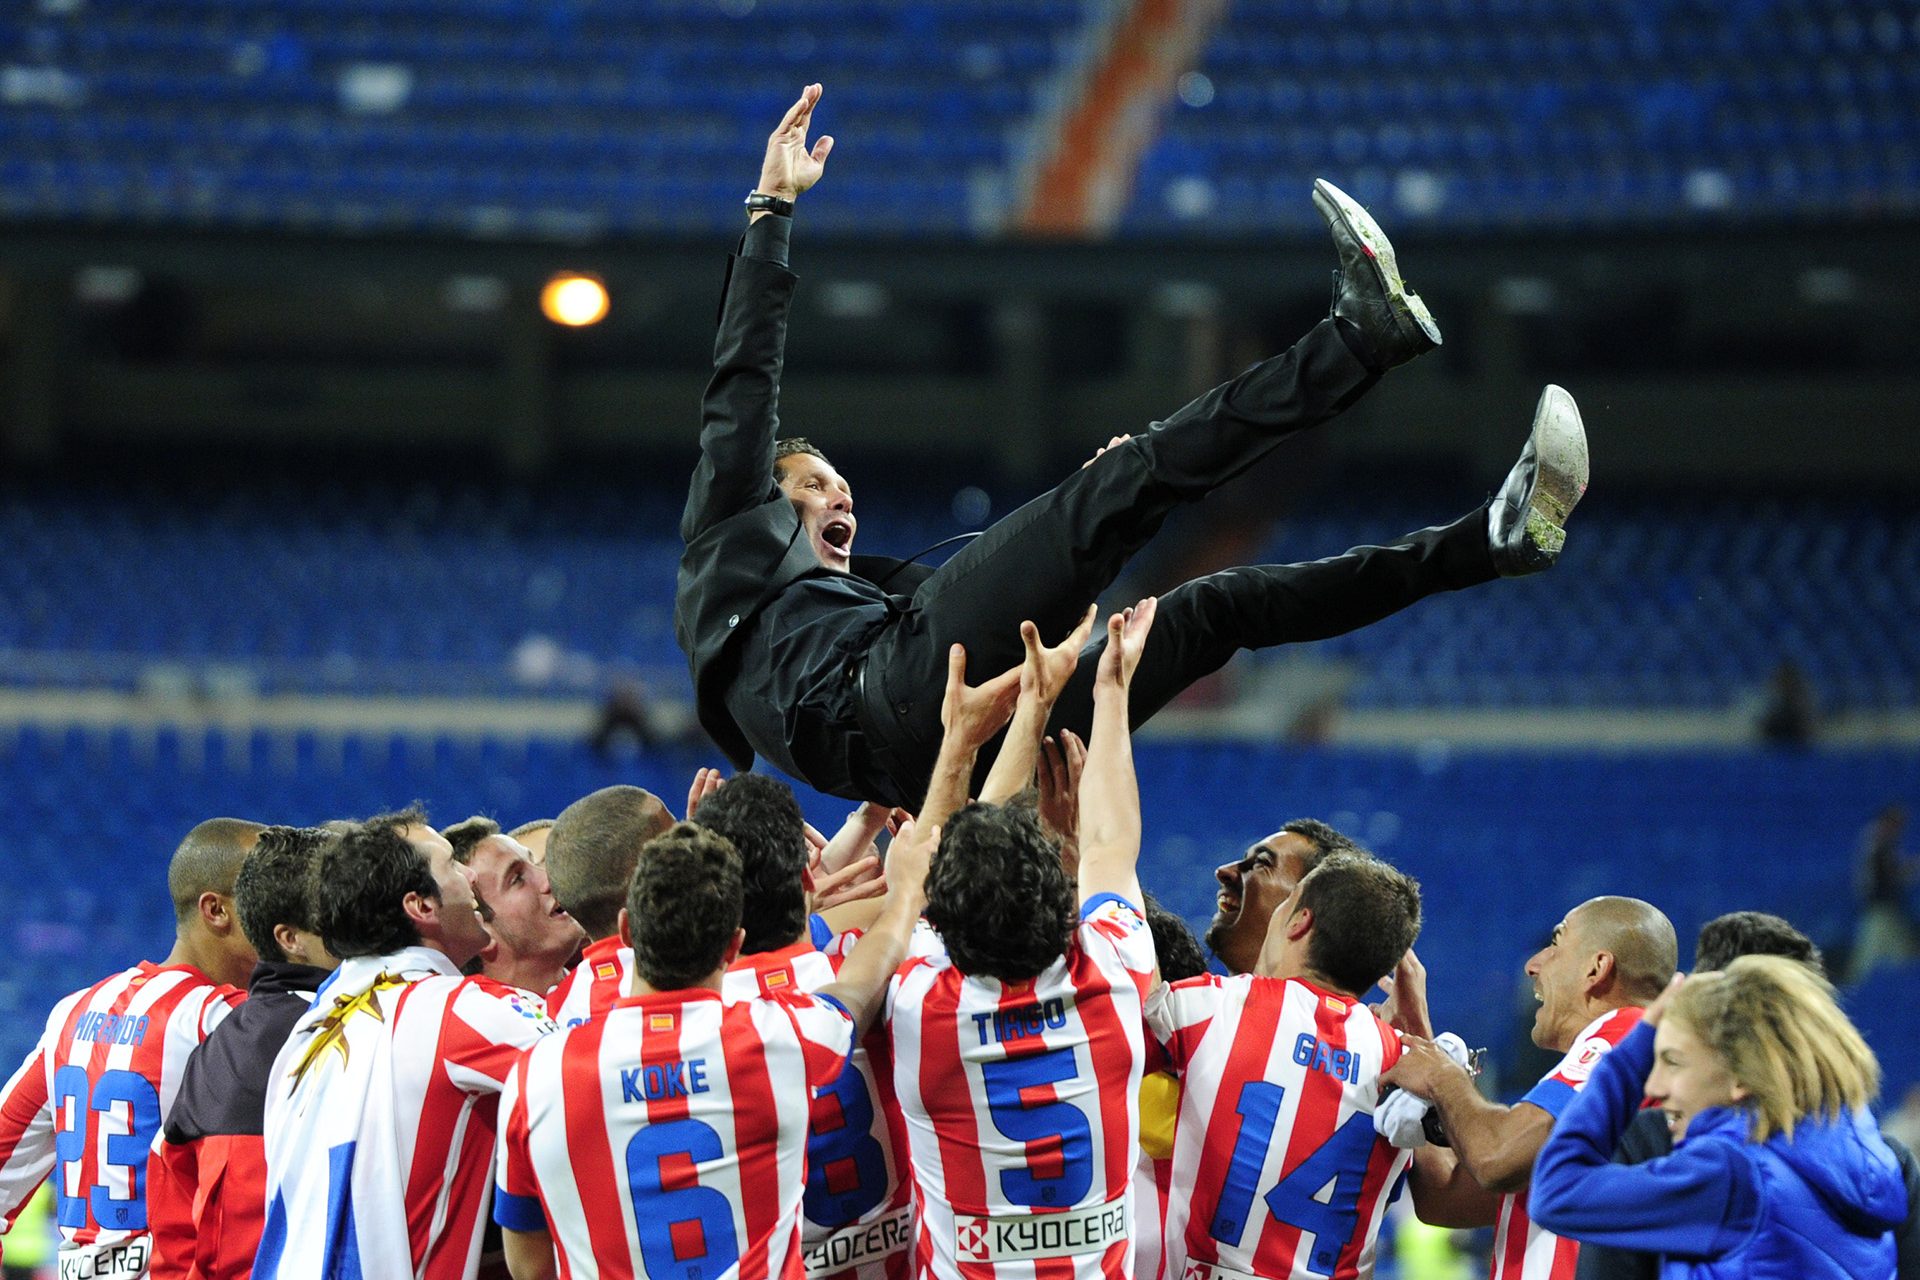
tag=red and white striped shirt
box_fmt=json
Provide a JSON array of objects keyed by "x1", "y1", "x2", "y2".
[
  {"x1": 255, "y1": 946, "x2": 557, "y2": 1280},
  {"x1": 548, "y1": 937, "x2": 637, "y2": 1029},
  {"x1": 0, "y1": 963, "x2": 241, "y2": 1280},
  {"x1": 1490, "y1": 1006, "x2": 1644, "y2": 1280},
  {"x1": 1146, "y1": 974, "x2": 1408, "y2": 1280},
  {"x1": 725, "y1": 940, "x2": 916, "y2": 1280},
  {"x1": 888, "y1": 894, "x2": 1156, "y2": 1280},
  {"x1": 493, "y1": 985, "x2": 856, "y2": 1280}
]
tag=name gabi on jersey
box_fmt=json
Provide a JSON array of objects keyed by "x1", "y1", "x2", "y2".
[
  {"x1": 1293, "y1": 1032, "x2": 1361, "y2": 1085},
  {"x1": 69, "y1": 1013, "x2": 149, "y2": 1046},
  {"x1": 955, "y1": 1201, "x2": 1128, "y2": 1263},
  {"x1": 971, "y1": 998, "x2": 1069, "y2": 1045},
  {"x1": 620, "y1": 1058, "x2": 711, "y2": 1103}
]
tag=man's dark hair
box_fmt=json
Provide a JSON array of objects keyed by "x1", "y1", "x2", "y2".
[
  {"x1": 693, "y1": 774, "x2": 810, "y2": 955},
  {"x1": 168, "y1": 817, "x2": 266, "y2": 923},
  {"x1": 925, "y1": 802, "x2": 1076, "y2": 983},
  {"x1": 1143, "y1": 892, "x2": 1209, "y2": 983},
  {"x1": 312, "y1": 809, "x2": 435, "y2": 960},
  {"x1": 627, "y1": 823, "x2": 744, "y2": 991},
  {"x1": 1695, "y1": 910, "x2": 1825, "y2": 977},
  {"x1": 441, "y1": 815, "x2": 500, "y2": 864},
  {"x1": 234, "y1": 826, "x2": 334, "y2": 963},
  {"x1": 773, "y1": 437, "x2": 830, "y2": 476},
  {"x1": 547, "y1": 786, "x2": 674, "y2": 941},
  {"x1": 1295, "y1": 853, "x2": 1422, "y2": 996},
  {"x1": 1280, "y1": 818, "x2": 1367, "y2": 870}
]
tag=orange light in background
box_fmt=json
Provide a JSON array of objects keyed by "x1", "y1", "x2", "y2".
[{"x1": 540, "y1": 273, "x2": 609, "y2": 327}]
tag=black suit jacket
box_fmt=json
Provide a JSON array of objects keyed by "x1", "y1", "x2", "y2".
[{"x1": 674, "y1": 231, "x2": 931, "y2": 771}]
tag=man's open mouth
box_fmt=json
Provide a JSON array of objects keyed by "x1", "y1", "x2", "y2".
[{"x1": 822, "y1": 519, "x2": 854, "y2": 551}]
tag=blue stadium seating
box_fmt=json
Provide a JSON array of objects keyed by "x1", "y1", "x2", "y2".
[
  {"x1": 1122, "y1": 0, "x2": 1920, "y2": 235},
  {"x1": 0, "y1": 727, "x2": 1912, "y2": 1102},
  {"x1": 1, "y1": 0, "x2": 1915, "y2": 237},
  {"x1": 2, "y1": 481, "x2": 1914, "y2": 710}
]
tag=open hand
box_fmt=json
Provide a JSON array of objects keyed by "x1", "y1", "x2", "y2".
[
  {"x1": 1376, "y1": 949, "x2": 1432, "y2": 1038},
  {"x1": 758, "y1": 83, "x2": 833, "y2": 202},
  {"x1": 1019, "y1": 605, "x2": 1097, "y2": 708},
  {"x1": 940, "y1": 643, "x2": 1021, "y2": 752},
  {"x1": 1037, "y1": 730, "x2": 1086, "y2": 844},
  {"x1": 1095, "y1": 597, "x2": 1157, "y2": 692},
  {"x1": 685, "y1": 766, "x2": 725, "y2": 820}
]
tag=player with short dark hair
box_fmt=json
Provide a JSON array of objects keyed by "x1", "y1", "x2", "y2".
[
  {"x1": 1205, "y1": 819, "x2": 1367, "y2": 976},
  {"x1": 0, "y1": 818, "x2": 257, "y2": 1280},
  {"x1": 151, "y1": 826, "x2": 340, "y2": 1280},
  {"x1": 464, "y1": 833, "x2": 586, "y2": 996},
  {"x1": 492, "y1": 810, "x2": 935, "y2": 1280},
  {"x1": 695, "y1": 773, "x2": 813, "y2": 956},
  {"x1": 442, "y1": 815, "x2": 503, "y2": 864},
  {"x1": 888, "y1": 603, "x2": 1159, "y2": 1280},
  {"x1": 256, "y1": 812, "x2": 555, "y2": 1280},
  {"x1": 543, "y1": 785, "x2": 676, "y2": 1027},
  {"x1": 1150, "y1": 853, "x2": 1424, "y2": 1279},
  {"x1": 1692, "y1": 910, "x2": 1824, "y2": 975}
]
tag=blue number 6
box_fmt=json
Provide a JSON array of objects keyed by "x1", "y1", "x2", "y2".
[
  {"x1": 626, "y1": 1118, "x2": 742, "y2": 1280},
  {"x1": 980, "y1": 1047, "x2": 1092, "y2": 1207}
]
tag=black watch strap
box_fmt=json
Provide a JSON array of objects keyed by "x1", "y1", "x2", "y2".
[{"x1": 744, "y1": 191, "x2": 795, "y2": 218}]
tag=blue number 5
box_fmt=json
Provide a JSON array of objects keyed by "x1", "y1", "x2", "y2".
[
  {"x1": 1209, "y1": 1082, "x2": 1375, "y2": 1277},
  {"x1": 980, "y1": 1047, "x2": 1092, "y2": 1207},
  {"x1": 51, "y1": 1067, "x2": 162, "y2": 1232},
  {"x1": 626, "y1": 1118, "x2": 742, "y2": 1280}
]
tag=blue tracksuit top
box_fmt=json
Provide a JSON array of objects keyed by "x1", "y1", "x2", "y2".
[{"x1": 1531, "y1": 1019, "x2": 1906, "y2": 1280}]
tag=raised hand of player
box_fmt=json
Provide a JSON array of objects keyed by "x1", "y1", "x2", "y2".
[
  {"x1": 939, "y1": 642, "x2": 1021, "y2": 752},
  {"x1": 684, "y1": 766, "x2": 725, "y2": 820},
  {"x1": 1379, "y1": 1033, "x2": 1472, "y2": 1102},
  {"x1": 883, "y1": 816, "x2": 939, "y2": 907},
  {"x1": 815, "y1": 801, "x2": 895, "y2": 875},
  {"x1": 808, "y1": 845, "x2": 886, "y2": 911},
  {"x1": 1376, "y1": 949, "x2": 1432, "y2": 1039},
  {"x1": 1094, "y1": 597, "x2": 1157, "y2": 694},
  {"x1": 757, "y1": 83, "x2": 833, "y2": 202},
  {"x1": 1036, "y1": 729, "x2": 1086, "y2": 845},
  {"x1": 1019, "y1": 605, "x2": 1097, "y2": 709}
]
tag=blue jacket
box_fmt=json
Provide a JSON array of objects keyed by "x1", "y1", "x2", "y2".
[{"x1": 1532, "y1": 1020, "x2": 1906, "y2": 1280}]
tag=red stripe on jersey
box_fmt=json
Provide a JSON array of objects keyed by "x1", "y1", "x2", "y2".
[
  {"x1": 913, "y1": 971, "x2": 984, "y2": 1279},
  {"x1": 1248, "y1": 988, "x2": 1352, "y2": 1277},
  {"x1": 1333, "y1": 1019, "x2": 1403, "y2": 1280},
  {"x1": 1495, "y1": 1192, "x2": 1530, "y2": 1279},
  {"x1": 1071, "y1": 960, "x2": 1136, "y2": 1280},
  {"x1": 722, "y1": 1008, "x2": 783, "y2": 1280},
  {"x1": 0, "y1": 1051, "x2": 49, "y2": 1179},
  {"x1": 563, "y1": 1018, "x2": 634, "y2": 1280},
  {"x1": 1188, "y1": 982, "x2": 1285, "y2": 1271}
]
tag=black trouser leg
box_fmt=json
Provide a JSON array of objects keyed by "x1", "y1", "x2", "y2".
[
  {"x1": 855, "y1": 322, "x2": 1376, "y2": 792},
  {"x1": 1037, "y1": 506, "x2": 1498, "y2": 747}
]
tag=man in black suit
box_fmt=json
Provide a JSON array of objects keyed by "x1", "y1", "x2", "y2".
[{"x1": 676, "y1": 85, "x2": 1589, "y2": 808}]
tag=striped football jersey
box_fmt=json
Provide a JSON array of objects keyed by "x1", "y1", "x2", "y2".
[
  {"x1": 255, "y1": 946, "x2": 557, "y2": 1280},
  {"x1": 1147, "y1": 974, "x2": 1409, "y2": 1280},
  {"x1": 726, "y1": 939, "x2": 915, "y2": 1280},
  {"x1": 888, "y1": 894, "x2": 1156, "y2": 1280},
  {"x1": 1489, "y1": 1006, "x2": 1644, "y2": 1280},
  {"x1": 493, "y1": 985, "x2": 856, "y2": 1280},
  {"x1": 549, "y1": 937, "x2": 637, "y2": 1029},
  {"x1": 0, "y1": 963, "x2": 242, "y2": 1280}
]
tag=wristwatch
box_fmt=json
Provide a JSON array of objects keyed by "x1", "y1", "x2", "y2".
[{"x1": 744, "y1": 191, "x2": 795, "y2": 218}]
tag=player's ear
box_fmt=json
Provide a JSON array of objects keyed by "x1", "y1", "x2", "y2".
[
  {"x1": 199, "y1": 890, "x2": 234, "y2": 933},
  {"x1": 617, "y1": 907, "x2": 633, "y2": 949},
  {"x1": 721, "y1": 927, "x2": 747, "y2": 970},
  {"x1": 1588, "y1": 950, "x2": 1616, "y2": 995},
  {"x1": 1285, "y1": 905, "x2": 1314, "y2": 942},
  {"x1": 401, "y1": 888, "x2": 436, "y2": 930}
]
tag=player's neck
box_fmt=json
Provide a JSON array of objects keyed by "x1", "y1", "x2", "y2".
[
  {"x1": 161, "y1": 933, "x2": 223, "y2": 984},
  {"x1": 484, "y1": 951, "x2": 570, "y2": 996},
  {"x1": 630, "y1": 968, "x2": 726, "y2": 998}
]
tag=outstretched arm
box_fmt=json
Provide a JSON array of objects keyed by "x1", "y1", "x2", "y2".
[
  {"x1": 1382, "y1": 1036, "x2": 1554, "y2": 1194},
  {"x1": 981, "y1": 607, "x2": 1097, "y2": 804},
  {"x1": 819, "y1": 815, "x2": 936, "y2": 1035},
  {"x1": 1077, "y1": 599, "x2": 1156, "y2": 908},
  {"x1": 681, "y1": 83, "x2": 835, "y2": 543}
]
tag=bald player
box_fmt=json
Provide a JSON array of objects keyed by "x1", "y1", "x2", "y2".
[
  {"x1": 1383, "y1": 895, "x2": 1677, "y2": 1280},
  {"x1": 542, "y1": 786, "x2": 676, "y2": 1026},
  {"x1": 0, "y1": 818, "x2": 261, "y2": 1280}
]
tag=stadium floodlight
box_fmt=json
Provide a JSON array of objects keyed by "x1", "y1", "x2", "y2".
[{"x1": 539, "y1": 272, "x2": 610, "y2": 327}]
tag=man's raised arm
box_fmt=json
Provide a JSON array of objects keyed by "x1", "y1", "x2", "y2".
[{"x1": 681, "y1": 83, "x2": 834, "y2": 543}]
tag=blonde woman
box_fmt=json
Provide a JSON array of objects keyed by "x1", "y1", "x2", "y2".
[{"x1": 1531, "y1": 955, "x2": 1906, "y2": 1278}]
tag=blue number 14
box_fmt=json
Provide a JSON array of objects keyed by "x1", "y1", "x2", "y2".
[{"x1": 1208, "y1": 1081, "x2": 1375, "y2": 1278}]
